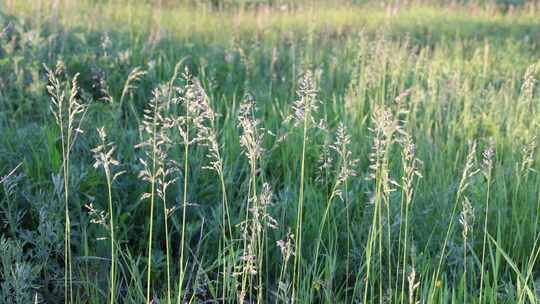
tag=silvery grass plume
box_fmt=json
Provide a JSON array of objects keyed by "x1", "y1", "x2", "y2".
[
  {"x1": 276, "y1": 229, "x2": 295, "y2": 302},
  {"x1": 459, "y1": 197, "x2": 474, "y2": 240},
  {"x1": 196, "y1": 84, "x2": 224, "y2": 175},
  {"x1": 174, "y1": 70, "x2": 208, "y2": 144},
  {"x1": 399, "y1": 134, "x2": 422, "y2": 205},
  {"x1": 367, "y1": 105, "x2": 401, "y2": 191},
  {"x1": 236, "y1": 182, "x2": 277, "y2": 304},
  {"x1": 393, "y1": 89, "x2": 412, "y2": 113},
  {"x1": 272, "y1": 71, "x2": 319, "y2": 149},
  {"x1": 368, "y1": 105, "x2": 401, "y2": 208},
  {"x1": 92, "y1": 127, "x2": 122, "y2": 179},
  {"x1": 247, "y1": 183, "x2": 278, "y2": 235},
  {"x1": 273, "y1": 70, "x2": 320, "y2": 144},
  {"x1": 100, "y1": 33, "x2": 112, "y2": 59},
  {"x1": 312, "y1": 121, "x2": 358, "y2": 303},
  {"x1": 459, "y1": 196, "x2": 474, "y2": 302},
  {"x1": 147, "y1": 67, "x2": 183, "y2": 304},
  {"x1": 518, "y1": 64, "x2": 539, "y2": 130},
  {"x1": 315, "y1": 119, "x2": 333, "y2": 186},
  {"x1": 154, "y1": 107, "x2": 176, "y2": 304},
  {"x1": 363, "y1": 104, "x2": 402, "y2": 303},
  {"x1": 277, "y1": 229, "x2": 295, "y2": 269},
  {"x1": 120, "y1": 67, "x2": 147, "y2": 105},
  {"x1": 457, "y1": 141, "x2": 480, "y2": 197},
  {"x1": 520, "y1": 136, "x2": 537, "y2": 175},
  {"x1": 173, "y1": 70, "x2": 213, "y2": 304},
  {"x1": 137, "y1": 85, "x2": 174, "y2": 199},
  {"x1": 118, "y1": 67, "x2": 147, "y2": 125},
  {"x1": 523, "y1": 135, "x2": 540, "y2": 238},
  {"x1": 330, "y1": 122, "x2": 359, "y2": 202},
  {"x1": 183, "y1": 75, "x2": 230, "y2": 194},
  {"x1": 46, "y1": 61, "x2": 88, "y2": 304},
  {"x1": 85, "y1": 203, "x2": 108, "y2": 228},
  {"x1": 91, "y1": 68, "x2": 112, "y2": 103},
  {"x1": 313, "y1": 121, "x2": 359, "y2": 258},
  {"x1": 140, "y1": 83, "x2": 178, "y2": 304},
  {"x1": 236, "y1": 93, "x2": 269, "y2": 303},
  {"x1": 238, "y1": 93, "x2": 264, "y2": 165},
  {"x1": 289, "y1": 70, "x2": 319, "y2": 303},
  {"x1": 286, "y1": 70, "x2": 319, "y2": 128},
  {"x1": 482, "y1": 139, "x2": 495, "y2": 178},
  {"x1": 136, "y1": 84, "x2": 174, "y2": 304},
  {"x1": 46, "y1": 62, "x2": 87, "y2": 153},
  {"x1": 184, "y1": 75, "x2": 235, "y2": 301},
  {"x1": 237, "y1": 183, "x2": 278, "y2": 256},
  {"x1": 519, "y1": 63, "x2": 537, "y2": 105}
]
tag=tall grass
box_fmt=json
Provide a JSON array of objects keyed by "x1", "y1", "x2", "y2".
[
  {"x1": 91, "y1": 127, "x2": 122, "y2": 304},
  {"x1": 291, "y1": 71, "x2": 318, "y2": 303},
  {"x1": 4, "y1": 1, "x2": 540, "y2": 304},
  {"x1": 46, "y1": 64, "x2": 87, "y2": 304}
]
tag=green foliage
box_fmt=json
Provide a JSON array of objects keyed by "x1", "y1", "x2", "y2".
[{"x1": 2, "y1": 1, "x2": 540, "y2": 303}]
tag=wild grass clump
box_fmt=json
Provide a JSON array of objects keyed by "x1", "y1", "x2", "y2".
[{"x1": 3, "y1": 1, "x2": 540, "y2": 303}]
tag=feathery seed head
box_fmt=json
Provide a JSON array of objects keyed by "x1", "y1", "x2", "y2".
[
  {"x1": 238, "y1": 93, "x2": 264, "y2": 163},
  {"x1": 459, "y1": 196, "x2": 474, "y2": 238},
  {"x1": 520, "y1": 136, "x2": 537, "y2": 174},
  {"x1": 277, "y1": 229, "x2": 295, "y2": 263},
  {"x1": 408, "y1": 267, "x2": 420, "y2": 304},
  {"x1": 91, "y1": 127, "x2": 120, "y2": 174},
  {"x1": 482, "y1": 139, "x2": 495, "y2": 175},
  {"x1": 330, "y1": 122, "x2": 359, "y2": 201},
  {"x1": 287, "y1": 70, "x2": 319, "y2": 127}
]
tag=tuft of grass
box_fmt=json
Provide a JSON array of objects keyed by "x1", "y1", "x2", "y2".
[{"x1": 4, "y1": 1, "x2": 540, "y2": 303}]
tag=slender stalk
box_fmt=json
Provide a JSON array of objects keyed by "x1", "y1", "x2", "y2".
[
  {"x1": 362, "y1": 137, "x2": 384, "y2": 304},
  {"x1": 344, "y1": 179, "x2": 351, "y2": 303},
  {"x1": 216, "y1": 146, "x2": 233, "y2": 303},
  {"x1": 289, "y1": 72, "x2": 317, "y2": 303},
  {"x1": 479, "y1": 156, "x2": 493, "y2": 304},
  {"x1": 292, "y1": 112, "x2": 308, "y2": 303},
  {"x1": 240, "y1": 158, "x2": 258, "y2": 303},
  {"x1": 384, "y1": 174, "x2": 392, "y2": 300},
  {"x1": 177, "y1": 99, "x2": 190, "y2": 304},
  {"x1": 47, "y1": 69, "x2": 85, "y2": 304},
  {"x1": 214, "y1": 124, "x2": 233, "y2": 304},
  {"x1": 377, "y1": 181, "x2": 384, "y2": 304},
  {"x1": 399, "y1": 197, "x2": 410, "y2": 304},
  {"x1": 431, "y1": 142, "x2": 477, "y2": 303},
  {"x1": 62, "y1": 124, "x2": 73, "y2": 304},
  {"x1": 163, "y1": 185, "x2": 171, "y2": 304},
  {"x1": 145, "y1": 100, "x2": 159, "y2": 304},
  {"x1": 363, "y1": 179, "x2": 382, "y2": 304},
  {"x1": 92, "y1": 128, "x2": 121, "y2": 304},
  {"x1": 399, "y1": 138, "x2": 421, "y2": 304},
  {"x1": 105, "y1": 169, "x2": 116, "y2": 304},
  {"x1": 463, "y1": 233, "x2": 467, "y2": 303},
  {"x1": 312, "y1": 187, "x2": 339, "y2": 282}
]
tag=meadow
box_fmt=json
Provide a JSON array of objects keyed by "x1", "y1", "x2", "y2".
[{"x1": 2, "y1": 0, "x2": 540, "y2": 303}]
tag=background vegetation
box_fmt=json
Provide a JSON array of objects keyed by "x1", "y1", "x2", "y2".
[{"x1": 2, "y1": 0, "x2": 540, "y2": 303}]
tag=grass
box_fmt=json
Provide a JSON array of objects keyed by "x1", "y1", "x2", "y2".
[{"x1": 2, "y1": 0, "x2": 540, "y2": 303}]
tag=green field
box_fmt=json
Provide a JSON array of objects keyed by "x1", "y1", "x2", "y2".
[{"x1": 2, "y1": 1, "x2": 540, "y2": 303}]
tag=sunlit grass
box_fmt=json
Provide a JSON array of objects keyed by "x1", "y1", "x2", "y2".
[{"x1": 2, "y1": 1, "x2": 540, "y2": 303}]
